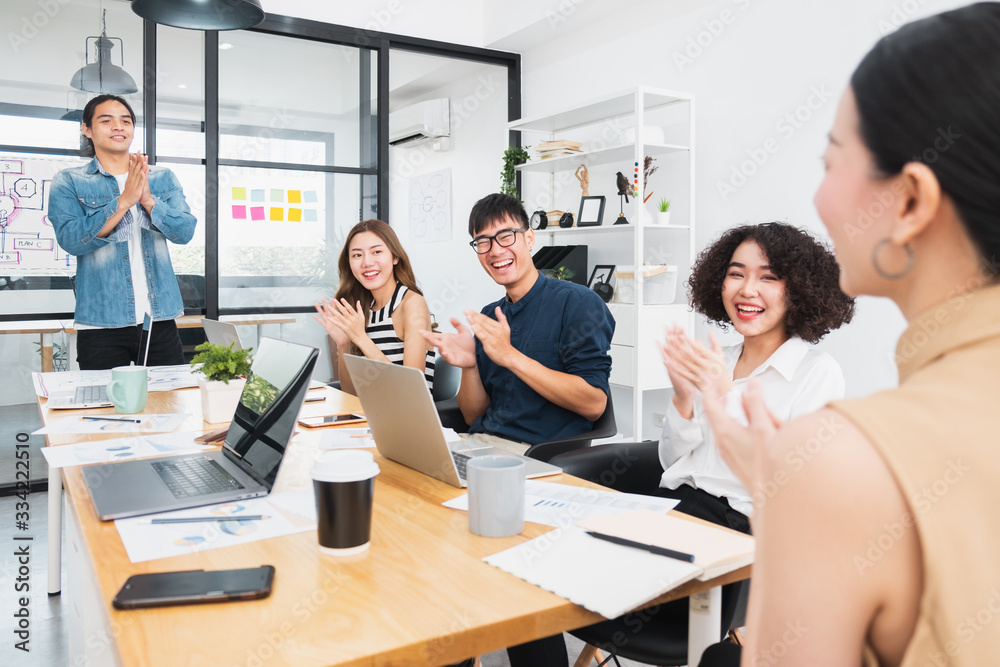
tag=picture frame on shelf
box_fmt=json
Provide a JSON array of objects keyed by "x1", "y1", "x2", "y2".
[
  {"x1": 577, "y1": 196, "x2": 605, "y2": 227},
  {"x1": 587, "y1": 265, "x2": 615, "y2": 290}
]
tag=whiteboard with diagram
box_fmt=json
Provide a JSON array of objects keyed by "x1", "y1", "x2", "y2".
[{"x1": 0, "y1": 153, "x2": 88, "y2": 275}]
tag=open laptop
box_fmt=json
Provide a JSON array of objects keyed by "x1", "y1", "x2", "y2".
[
  {"x1": 47, "y1": 313, "x2": 154, "y2": 409},
  {"x1": 201, "y1": 318, "x2": 243, "y2": 350},
  {"x1": 84, "y1": 336, "x2": 319, "y2": 520},
  {"x1": 343, "y1": 354, "x2": 561, "y2": 488}
]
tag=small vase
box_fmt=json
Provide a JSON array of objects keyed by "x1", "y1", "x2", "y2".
[
  {"x1": 656, "y1": 211, "x2": 671, "y2": 226},
  {"x1": 198, "y1": 376, "x2": 247, "y2": 424}
]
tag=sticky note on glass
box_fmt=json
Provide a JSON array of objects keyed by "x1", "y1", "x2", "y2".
[
  {"x1": 304, "y1": 209, "x2": 318, "y2": 222},
  {"x1": 232, "y1": 205, "x2": 247, "y2": 219},
  {"x1": 232, "y1": 187, "x2": 247, "y2": 201},
  {"x1": 270, "y1": 207, "x2": 284, "y2": 221},
  {"x1": 251, "y1": 189, "x2": 265, "y2": 202},
  {"x1": 270, "y1": 189, "x2": 284, "y2": 202},
  {"x1": 250, "y1": 206, "x2": 265, "y2": 221},
  {"x1": 287, "y1": 190, "x2": 302, "y2": 203},
  {"x1": 288, "y1": 208, "x2": 302, "y2": 222},
  {"x1": 303, "y1": 191, "x2": 318, "y2": 203}
]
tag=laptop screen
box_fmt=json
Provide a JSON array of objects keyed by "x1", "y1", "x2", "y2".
[{"x1": 223, "y1": 337, "x2": 318, "y2": 488}]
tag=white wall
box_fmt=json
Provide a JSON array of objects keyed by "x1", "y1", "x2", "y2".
[{"x1": 509, "y1": 0, "x2": 968, "y2": 398}]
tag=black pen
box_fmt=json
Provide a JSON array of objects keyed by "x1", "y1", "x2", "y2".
[
  {"x1": 82, "y1": 416, "x2": 142, "y2": 424},
  {"x1": 585, "y1": 530, "x2": 695, "y2": 563}
]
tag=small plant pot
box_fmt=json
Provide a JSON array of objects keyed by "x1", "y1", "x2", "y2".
[
  {"x1": 656, "y1": 211, "x2": 671, "y2": 226},
  {"x1": 198, "y1": 376, "x2": 247, "y2": 424}
]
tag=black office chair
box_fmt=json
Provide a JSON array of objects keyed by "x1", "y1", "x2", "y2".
[
  {"x1": 523, "y1": 394, "x2": 617, "y2": 463},
  {"x1": 548, "y1": 442, "x2": 748, "y2": 666}
]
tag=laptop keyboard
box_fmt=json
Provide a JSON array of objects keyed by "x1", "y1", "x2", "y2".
[
  {"x1": 451, "y1": 451, "x2": 471, "y2": 481},
  {"x1": 75, "y1": 384, "x2": 108, "y2": 403},
  {"x1": 151, "y1": 456, "x2": 245, "y2": 499}
]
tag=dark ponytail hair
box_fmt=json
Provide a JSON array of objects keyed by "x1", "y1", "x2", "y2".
[
  {"x1": 850, "y1": 2, "x2": 1000, "y2": 272},
  {"x1": 80, "y1": 94, "x2": 136, "y2": 157}
]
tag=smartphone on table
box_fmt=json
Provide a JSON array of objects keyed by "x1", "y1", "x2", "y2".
[
  {"x1": 112, "y1": 565, "x2": 275, "y2": 609},
  {"x1": 297, "y1": 413, "x2": 366, "y2": 428}
]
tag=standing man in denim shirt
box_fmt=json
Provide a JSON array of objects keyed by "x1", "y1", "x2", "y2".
[{"x1": 49, "y1": 94, "x2": 196, "y2": 370}]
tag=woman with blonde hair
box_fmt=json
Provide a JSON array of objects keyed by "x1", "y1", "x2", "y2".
[{"x1": 314, "y1": 219, "x2": 435, "y2": 394}]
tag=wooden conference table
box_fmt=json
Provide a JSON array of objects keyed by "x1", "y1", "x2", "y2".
[
  {"x1": 6, "y1": 314, "x2": 294, "y2": 372},
  {"x1": 41, "y1": 386, "x2": 750, "y2": 667}
]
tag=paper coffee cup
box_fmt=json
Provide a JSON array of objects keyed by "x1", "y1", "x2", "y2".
[{"x1": 311, "y1": 449, "x2": 379, "y2": 556}]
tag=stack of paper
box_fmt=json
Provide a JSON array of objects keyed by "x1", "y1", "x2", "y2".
[
  {"x1": 483, "y1": 509, "x2": 754, "y2": 618},
  {"x1": 535, "y1": 139, "x2": 583, "y2": 159}
]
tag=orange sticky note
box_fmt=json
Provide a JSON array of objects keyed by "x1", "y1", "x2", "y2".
[{"x1": 270, "y1": 207, "x2": 284, "y2": 221}]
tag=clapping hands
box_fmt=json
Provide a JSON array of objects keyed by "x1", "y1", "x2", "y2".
[{"x1": 658, "y1": 325, "x2": 732, "y2": 418}]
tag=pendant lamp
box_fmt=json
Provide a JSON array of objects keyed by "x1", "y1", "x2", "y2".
[
  {"x1": 69, "y1": 9, "x2": 138, "y2": 94},
  {"x1": 130, "y1": 0, "x2": 265, "y2": 31}
]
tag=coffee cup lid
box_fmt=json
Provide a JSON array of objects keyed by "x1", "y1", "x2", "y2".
[{"x1": 311, "y1": 449, "x2": 380, "y2": 482}]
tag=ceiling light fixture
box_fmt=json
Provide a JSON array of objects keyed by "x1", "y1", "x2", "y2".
[
  {"x1": 130, "y1": 0, "x2": 265, "y2": 31},
  {"x1": 69, "y1": 9, "x2": 139, "y2": 94}
]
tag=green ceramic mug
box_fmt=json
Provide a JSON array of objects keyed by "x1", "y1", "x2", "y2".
[{"x1": 106, "y1": 365, "x2": 148, "y2": 414}]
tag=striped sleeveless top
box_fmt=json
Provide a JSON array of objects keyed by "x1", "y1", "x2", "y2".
[{"x1": 367, "y1": 282, "x2": 435, "y2": 390}]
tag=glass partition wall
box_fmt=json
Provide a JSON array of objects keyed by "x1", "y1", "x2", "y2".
[{"x1": 0, "y1": 1, "x2": 518, "y2": 322}]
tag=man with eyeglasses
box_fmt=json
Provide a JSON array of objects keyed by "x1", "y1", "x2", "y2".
[{"x1": 421, "y1": 193, "x2": 614, "y2": 449}]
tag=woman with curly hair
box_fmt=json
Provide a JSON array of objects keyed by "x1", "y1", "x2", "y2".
[
  {"x1": 657, "y1": 221, "x2": 855, "y2": 532},
  {"x1": 313, "y1": 219, "x2": 435, "y2": 395}
]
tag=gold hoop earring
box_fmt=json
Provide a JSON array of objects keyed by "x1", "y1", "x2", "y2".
[{"x1": 873, "y1": 239, "x2": 914, "y2": 280}]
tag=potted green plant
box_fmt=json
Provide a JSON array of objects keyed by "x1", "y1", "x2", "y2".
[
  {"x1": 656, "y1": 198, "x2": 671, "y2": 226},
  {"x1": 500, "y1": 146, "x2": 530, "y2": 199},
  {"x1": 190, "y1": 341, "x2": 254, "y2": 423}
]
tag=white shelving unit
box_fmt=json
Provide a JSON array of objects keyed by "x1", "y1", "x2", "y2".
[{"x1": 510, "y1": 86, "x2": 696, "y2": 440}]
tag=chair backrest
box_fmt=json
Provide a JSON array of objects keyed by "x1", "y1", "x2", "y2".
[
  {"x1": 431, "y1": 354, "x2": 460, "y2": 402},
  {"x1": 548, "y1": 440, "x2": 662, "y2": 494},
  {"x1": 524, "y1": 393, "x2": 616, "y2": 463}
]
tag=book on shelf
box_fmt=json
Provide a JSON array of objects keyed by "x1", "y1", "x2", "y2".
[
  {"x1": 483, "y1": 509, "x2": 754, "y2": 619},
  {"x1": 537, "y1": 148, "x2": 582, "y2": 159},
  {"x1": 535, "y1": 139, "x2": 583, "y2": 151}
]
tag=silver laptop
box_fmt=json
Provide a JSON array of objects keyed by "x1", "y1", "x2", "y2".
[
  {"x1": 202, "y1": 318, "x2": 243, "y2": 350},
  {"x1": 84, "y1": 337, "x2": 319, "y2": 520},
  {"x1": 343, "y1": 354, "x2": 562, "y2": 488},
  {"x1": 48, "y1": 313, "x2": 154, "y2": 410}
]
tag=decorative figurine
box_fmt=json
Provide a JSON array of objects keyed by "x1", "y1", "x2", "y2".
[
  {"x1": 575, "y1": 164, "x2": 589, "y2": 197},
  {"x1": 614, "y1": 171, "x2": 630, "y2": 225}
]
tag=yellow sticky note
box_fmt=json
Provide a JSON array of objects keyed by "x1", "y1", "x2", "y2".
[
  {"x1": 287, "y1": 190, "x2": 302, "y2": 204},
  {"x1": 232, "y1": 187, "x2": 247, "y2": 200},
  {"x1": 270, "y1": 207, "x2": 284, "y2": 221},
  {"x1": 288, "y1": 208, "x2": 302, "y2": 222}
]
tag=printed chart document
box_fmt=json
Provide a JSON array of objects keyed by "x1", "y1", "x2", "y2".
[
  {"x1": 40, "y1": 433, "x2": 213, "y2": 468},
  {"x1": 442, "y1": 480, "x2": 680, "y2": 527},
  {"x1": 484, "y1": 509, "x2": 754, "y2": 618},
  {"x1": 33, "y1": 413, "x2": 192, "y2": 435}
]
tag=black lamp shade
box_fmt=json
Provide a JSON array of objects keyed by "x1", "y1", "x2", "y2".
[{"x1": 131, "y1": 0, "x2": 265, "y2": 31}]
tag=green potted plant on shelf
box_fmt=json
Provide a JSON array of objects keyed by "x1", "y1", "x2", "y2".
[
  {"x1": 500, "y1": 146, "x2": 530, "y2": 199},
  {"x1": 190, "y1": 341, "x2": 254, "y2": 423},
  {"x1": 656, "y1": 198, "x2": 671, "y2": 226}
]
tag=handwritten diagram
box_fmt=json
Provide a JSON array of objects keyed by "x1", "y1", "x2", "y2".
[{"x1": 1, "y1": 154, "x2": 87, "y2": 274}]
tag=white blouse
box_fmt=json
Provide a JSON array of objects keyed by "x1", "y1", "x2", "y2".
[{"x1": 658, "y1": 337, "x2": 845, "y2": 517}]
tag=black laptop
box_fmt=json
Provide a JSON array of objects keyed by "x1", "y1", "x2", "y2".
[{"x1": 84, "y1": 337, "x2": 319, "y2": 520}]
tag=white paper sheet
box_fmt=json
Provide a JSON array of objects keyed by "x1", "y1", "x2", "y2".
[
  {"x1": 40, "y1": 433, "x2": 212, "y2": 468},
  {"x1": 442, "y1": 480, "x2": 679, "y2": 528},
  {"x1": 484, "y1": 525, "x2": 702, "y2": 619},
  {"x1": 316, "y1": 428, "x2": 374, "y2": 449},
  {"x1": 32, "y1": 364, "x2": 198, "y2": 398},
  {"x1": 115, "y1": 493, "x2": 316, "y2": 563},
  {"x1": 33, "y1": 413, "x2": 192, "y2": 435}
]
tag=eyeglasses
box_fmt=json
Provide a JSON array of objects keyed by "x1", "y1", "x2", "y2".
[{"x1": 469, "y1": 228, "x2": 526, "y2": 254}]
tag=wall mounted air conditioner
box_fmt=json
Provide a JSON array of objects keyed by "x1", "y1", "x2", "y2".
[{"x1": 389, "y1": 98, "x2": 450, "y2": 147}]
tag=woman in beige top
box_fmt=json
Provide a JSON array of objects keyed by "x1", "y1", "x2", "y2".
[{"x1": 700, "y1": 4, "x2": 1000, "y2": 666}]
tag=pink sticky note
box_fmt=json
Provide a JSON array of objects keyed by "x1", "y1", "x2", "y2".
[
  {"x1": 250, "y1": 206, "x2": 265, "y2": 221},
  {"x1": 232, "y1": 205, "x2": 247, "y2": 219}
]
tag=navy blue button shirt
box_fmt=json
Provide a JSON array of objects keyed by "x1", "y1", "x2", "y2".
[{"x1": 471, "y1": 273, "x2": 615, "y2": 445}]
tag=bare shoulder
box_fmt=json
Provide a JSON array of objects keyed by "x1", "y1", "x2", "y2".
[
  {"x1": 747, "y1": 408, "x2": 922, "y2": 664},
  {"x1": 394, "y1": 290, "x2": 433, "y2": 335}
]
